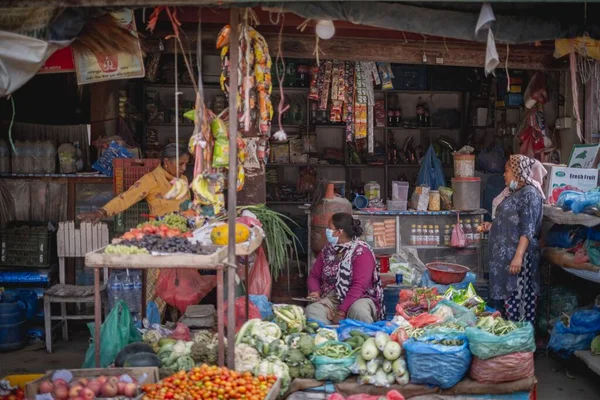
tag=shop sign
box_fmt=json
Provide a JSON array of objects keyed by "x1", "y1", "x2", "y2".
[
  {"x1": 73, "y1": 9, "x2": 144, "y2": 85},
  {"x1": 39, "y1": 47, "x2": 75, "y2": 73}
]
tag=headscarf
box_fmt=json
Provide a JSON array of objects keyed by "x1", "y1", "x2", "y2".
[{"x1": 492, "y1": 155, "x2": 547, "y2": 218}]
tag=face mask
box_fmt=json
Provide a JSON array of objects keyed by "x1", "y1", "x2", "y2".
[
  {"x1": 325, "y1": 228, "x2": 339, "y2": 245},
  {"x1": 509, "y1": 180, "x2": 518, "y2": 191}
]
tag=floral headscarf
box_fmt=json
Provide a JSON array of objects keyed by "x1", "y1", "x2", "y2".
[{"x1": 492, "y1": 155, "x2": 547, "y2": 218}]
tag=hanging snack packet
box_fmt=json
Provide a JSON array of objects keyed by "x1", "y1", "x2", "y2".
[{"x1": 212, "y1": 138, "x2": 229, "y2": 168}]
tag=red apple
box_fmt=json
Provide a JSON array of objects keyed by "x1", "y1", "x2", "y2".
[
  {"x1": 53, "y1": 385, "x2": 69, "y2": 400},
  {"x1": 38, "y1": 380, "x2": 54, "y2": 394},
  {"x1": 74, "y1": 378, "x2": 89, "y2": 387},
  {"x1": 107, "y1": 376, "x2": 119, "y2": 386},
  {"x1": 80, "y1": 387, "x2": 96, "y2": 400},
  {"x1": 100, "y1": 382, "x2": 118, "y2": 398},
  {"x1": 123, "y1": 383, "x2": 137, "y2": 398},
  {"x1": 86, "y1": 380, "x2": 102, "y2": 396},
  {"x1": 69, "y1": 384, "x2": 83, "y2": 398},
  {"x1": 96, "y1": 376, "x2": 107, "y2": 385},
  {"x1": 117, "y1": 382, "x2": 127, "y2": 395}
]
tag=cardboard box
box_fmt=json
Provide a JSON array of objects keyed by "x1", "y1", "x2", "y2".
[{"x1": 543, "y1": 164, "x2": 599, "y2": 200}]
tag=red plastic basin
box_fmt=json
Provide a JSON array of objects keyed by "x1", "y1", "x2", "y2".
[{"x1": 426, "y1": 262, "x2": 470, "y2": 285}]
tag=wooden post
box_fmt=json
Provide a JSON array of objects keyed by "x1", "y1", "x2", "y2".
[
  {"x1": 226, "y1": 9, "x2": 239, "y2": 369},
  {"x1": 94, "y1": 267, "x2": 101, "y2": 367}
]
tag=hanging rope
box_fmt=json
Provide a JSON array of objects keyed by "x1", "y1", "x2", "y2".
[{"x1": 273, "y1": 11, "x2": 290, "y2": 141}]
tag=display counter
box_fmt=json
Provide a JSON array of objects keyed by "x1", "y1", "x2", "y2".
[{"x1": 353, "y1": 209, "x2": 487, "y2": 280}]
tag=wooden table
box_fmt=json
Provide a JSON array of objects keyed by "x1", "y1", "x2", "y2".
[{"x1": 85, "y1": 246, "x2": 233, "y2": 368}]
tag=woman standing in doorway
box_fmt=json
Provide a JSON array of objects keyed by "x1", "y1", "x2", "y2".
[{"x1": 481, "y1": 155, "x2": 545, "y2": 322}]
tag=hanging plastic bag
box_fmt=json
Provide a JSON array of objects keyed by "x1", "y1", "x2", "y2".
[
  {"x1": 470, "y1": 352, "x2": 535, "y2": 384},
  {"x1": 404, "y1": 334, "x2": 471, "y2": 389},
  {"x1": 248, "y1": 246, "x2": 272, "y2": 298},
  {"x1": 169, "y1": 323, "x2": 191, "y2": 341},
  {"x1": 430, "y1": 299, "x2": 477, "y2": 327},
  {"x1": 155, "y1": 269, "x2": 208, "y2": 313},
  {"x1": 248, "y1": 295, "x2": 273, "y2": 319},
  {"x1": 224, "y1": 296, "x2": 261, "y2": 332},
  {"x1": 465, "y1": 322, "x2": 535, "y2": 360},
  {"x1": 146, "y1": 301, "x2": 161, "y2": 326},
  {"x1": 82, "y1": 300, "x2": 141, "y2": 368},
  {"x1": 311, "y1": 341, "x2": 356, "y2": 382},
  {"x1": 416, "y1": 145, "x2": 446, "y2": 190},
  {"x1": 451, "y1": 214, "x2": 467, "y2": 248}
]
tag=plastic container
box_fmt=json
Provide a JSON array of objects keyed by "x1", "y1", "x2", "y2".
[
  {"x1": 0, "y1": 221, "x2": 55, "y2": 267},
  {"x1": 426, "y1": 262, "x2": 470, "y2": 285},
  {"x1": 453, "y1": 153, "x2": 476, "y2": 178},
  {"x1": 388, "y1": 200, "x2": 408, "y2": 211},
  {"x1": 429, "y1": 190, "x2": 440, "y2": 210},
  {"x1": 365, "y1": 181, "x2": 381, "y2": 201},
  {"x1": 0, "y1": 302, "x2": 25, "y2": 352},
  {"x1": 392, "y1": 181, "x2": 410, "y2": 202},
  {"x1": 452, "y1": 177, "x2": 481, "y2": 210}
]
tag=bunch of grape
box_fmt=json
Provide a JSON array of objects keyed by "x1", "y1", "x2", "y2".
[
  {"x1": 105, "y1": 244, "x2": 150, "y2": 255},
  {"x1": 138, "y1": 213, "x2": 189, "y2": 232},
  {"x1": 120, "y1": 235, "x2": 212, "y2": 255}
]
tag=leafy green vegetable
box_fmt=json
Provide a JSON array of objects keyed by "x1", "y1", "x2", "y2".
[
  {"x1": 284, "y1": 349, "x2": 306, "y2": 366},
  {"x1": 298, "y1": 335, "x2": 315, "y2": 356},
  {"x1": 592, "y1": 335, "x2": 600, "y2": 355}
]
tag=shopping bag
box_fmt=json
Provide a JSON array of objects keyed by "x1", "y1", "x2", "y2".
[
  {"x1": 156, "y1": 269, "x2": 212, "y2": 313},
  {"x1": 465, "y1": 322, "x2": 535, "y2": 360},
  {"x1": 416, "y1": 145, "x2": 446, "y2": 190},
  {"x1": 248, "y1": 246, "x2": 272, "y2": 298},
  {"x1": 470, "y1": 352, "x2": 535, "y2": 384},
  {"x1": 82, "y1": 300, "x2": 141, "y2": 368}
]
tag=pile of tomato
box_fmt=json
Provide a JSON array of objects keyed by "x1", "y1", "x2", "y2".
[
  {"x1": 141, "y1": 365, "x2": 277, "y2": 400},
  {"x1": 121, "y1": 224, "x2": 192, "y2": 241},
  {"x1": 1, "y1": 387, "x2": 25, "y2": 400}
]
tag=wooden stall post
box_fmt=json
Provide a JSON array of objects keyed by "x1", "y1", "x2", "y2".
[{"x1": 226, "y1": 9, "x2": 239, "y2": 369}]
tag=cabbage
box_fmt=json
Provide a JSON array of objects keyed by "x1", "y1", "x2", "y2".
[
  {"x1": 592, "y1": 335, "x2": 600, "y2": 355},
  {"x1": 255, "y1": 356, "x2": 291, "y2": 393}
]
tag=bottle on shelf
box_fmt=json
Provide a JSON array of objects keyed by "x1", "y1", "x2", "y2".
[
  {"x1": 409, "y1": 224, "x2": 417, "y2": 246},
  {"x1": 444, "y1": 227, "x2": 451, "y2": 246},
  {"x1": 473, "y1": 218, "x2": 481, "y2": 244},
  {"x1": 464, "y1": 219, "x2": 473, "y2": 245},
  {"x1": 427, "y1": 225, "x2": 434, "y2": 246},
  {"x1": 434, "y1": 225, "x2": 441, "y2": 245},
  {"x1": 416, "y1": 97, "x2": 426, "y2": 127},
  {"x1": 416, "y1": 225, "x2": 423, "y2": 246}
]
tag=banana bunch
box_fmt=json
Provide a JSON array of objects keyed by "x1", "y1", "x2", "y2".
[
  {"x1": 164, "y1": 178, "x2": 189, "y2": 200},
  {"x1": 191, "y1": 173, "x2": 226, "y2": 214}
]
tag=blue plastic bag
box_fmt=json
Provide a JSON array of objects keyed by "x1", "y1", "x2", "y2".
[
  {"x1": 1, "y1": 289, "x2": 38, "y2": 320},
  {"x1": 337, "y1": 319, "x2": 396, "y2": 340},
  {"x1": 92, "y1": 141, "x2": 133, "y2": 177},
  {"x1": 556, "y1": 191, "x2": 584, "y2": 211},
  {"x1": 417, "y1": 145, "x2": 446, "y2": 190},
  {"x1": 421, "y1": 270, "x2": 476, "y2": 293},
  {"x1": 146, "y1": 301, "x2": 161, "y2": 327},
  {"x1": 549, "y1": 332, "x2": 597, "y2": 358},
  {"x1": 545, "y1": 225, "x2": 586, "y2": 248},
  {"x1": 310, "y1": 341, "x2": 356, "y2": 382},
  {"x1": 553, "y1": 309, "x2": 600, "y2": 335},
  {"x1": 249, "y1": 295, "x2": 273, "y2": 319},
  {"x1": 404, "y1": 334, "x2": 471, "y2": 389},
  {"x1": 571, "y1": 191, "x2": 600, "y2": 214},
  {"x1": 465, "y1": 322, "x2": 535, "y2": 360}
]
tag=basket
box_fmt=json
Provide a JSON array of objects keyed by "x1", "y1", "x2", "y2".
[
  {"x1": 0, "y1": 221, "x2": 55, "y2": 267},
  {"x1": 426, "y1": 262, "x2": 469, "y2": 285},
  {"x1": 113, "y1": 202, "x2": 151, "y2": 233},
  {"x1": 113, "y1": 158, "x2": 160, "y2": 194}
]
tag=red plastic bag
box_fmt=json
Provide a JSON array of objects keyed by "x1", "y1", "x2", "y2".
[
  {"x1": 524, "y1": 71, "x2": 548, "y2": 108},
  {"x1": 156, "y1": 269, "x2": 213, "y2": 313},
  {"x1": 224, "y1": 296, "x2": 261, "y2": 332},
  {"x1": 470, "y1": 352, "x2": 535, "y2": 384},
  {"x1": 328, "y1": 390, "x2": 405, "y2": 400},
  {"x1": 169, "y1": 323, "x2": 191, "y2": 341},
  {"x1": 248, "y1": 247, "x2": 272, "y2": 298},
  {"x1": 451, "y1": 214, "x2": 467, "y2": 248},
  {"x1": 395, "y1": 304, "x2": 443, "y2": 328}
]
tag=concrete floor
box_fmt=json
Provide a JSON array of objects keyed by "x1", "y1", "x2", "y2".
[{"x1": 2, "y1": 339, "x2": 600, "y2": 399}]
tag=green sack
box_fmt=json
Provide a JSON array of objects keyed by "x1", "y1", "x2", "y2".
[
  {"x1": 465, "y1": 322, "x2": 535, "y2": 360},
  {"x1": 82, "y1": 301, "x2": 142, "y2": 368}
]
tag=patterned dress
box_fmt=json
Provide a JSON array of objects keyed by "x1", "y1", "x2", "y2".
[{"x1": 489, "y1": 185, "x2": 543, "y2": 322}]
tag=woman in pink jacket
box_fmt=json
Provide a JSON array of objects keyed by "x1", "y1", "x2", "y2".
[{"x1": 306, "y1": 212, "x2": 385, "y2": 324}]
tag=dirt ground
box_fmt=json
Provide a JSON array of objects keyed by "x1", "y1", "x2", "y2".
[{"x1": 2, "y1": 338, "x2": 600, "y2": 399}]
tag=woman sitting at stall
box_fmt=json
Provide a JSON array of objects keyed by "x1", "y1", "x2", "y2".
[
  {"x1": 481, "y1": 154, "x2": 545, "y2": 323},
  {"x1": 306, "y1": 212, "x2": 385, "y2": 324},
  {"x1": 77, "y1": 143, "x2": 191, "y2": 315}
]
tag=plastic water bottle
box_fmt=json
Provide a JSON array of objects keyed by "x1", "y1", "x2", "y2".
[
  {"x1": 132, "y1": 273, "x2": 143, "y2": 327},
  {"x1": 122, "y1": 270, "x2": 135, "y2": 314},
  {"x1": 107, "y1": 273, "x2": 123, "y2": 311}
]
